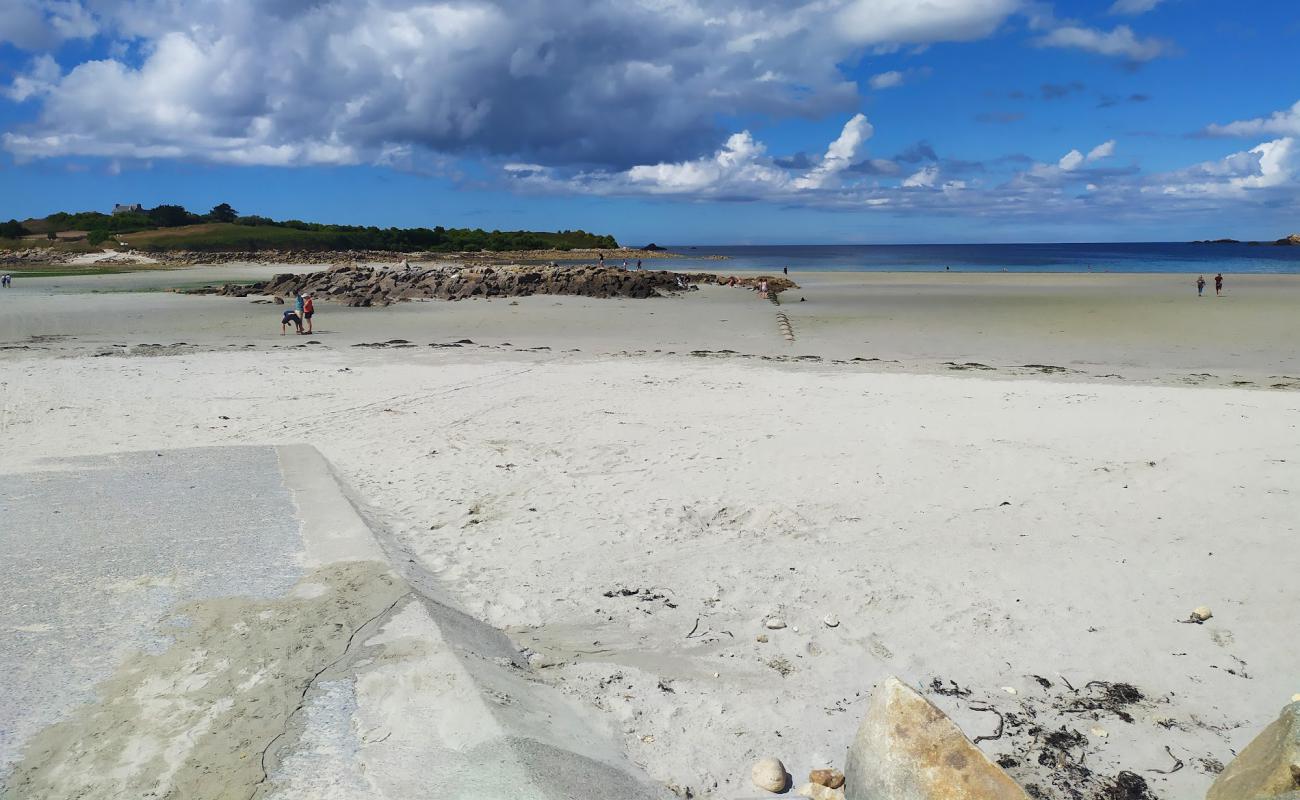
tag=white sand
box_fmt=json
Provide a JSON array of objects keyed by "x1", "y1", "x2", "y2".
[{"x1": 2, "y1": 333, "x2": 1297, "y2": 797}]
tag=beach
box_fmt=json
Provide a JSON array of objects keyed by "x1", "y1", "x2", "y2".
[{"x1": 2, "y1": 267, "x2": 1298, "y2": 799}]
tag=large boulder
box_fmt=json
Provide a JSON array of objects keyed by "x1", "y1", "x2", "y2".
[
  {"x1": 844, "y1": 676, "x2": 1030, "y2": 800},
  {"x1": 1207, "y1": 701, "x2": 1300, "y2": 800}
]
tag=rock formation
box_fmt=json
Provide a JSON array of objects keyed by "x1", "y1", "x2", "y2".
[
  {"x1": 844, "y1": 676, "x2": 1031, "y2": 800},
  {"x1": 1275, "y1": 234, "x2": 1300, "y2": 246},
  {"x1": 187, "y1": 265, "x2": 797, "y2": 305},
  {"x1": 1207, "y1": 701, "x2": 1300, "y2": 800}
]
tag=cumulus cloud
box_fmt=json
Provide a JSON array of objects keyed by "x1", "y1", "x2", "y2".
[
  {"x1": 793, "y1": 114, "x2": 873, "y2": 189},
  {"x1": 1153, "y1": 138, "x2": 1297, "y2": 197},
  {"x1": 1034, "y1": 24, "x2": 1169, "y2": 61},
  {"x1": 0, "y1": 0, "x2": 97, "y2": 50},
  {"x1": 2, "y1": 0, "x2": 1023, "y2": 168},
  {"x1": 1204, "y1": 100, "x2": 1300, "y2": 138}
]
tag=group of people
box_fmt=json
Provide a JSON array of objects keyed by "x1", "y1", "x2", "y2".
[
  {"x1": 280, "y1": 292, "x2": 316, "y2": 334},
  {"x1": 595, "y1": 253, "x2": 643, "y2": 270},
  {"x1": 1, "y1": 274, "x2": 12, "y2": 288},
  {"x1": 1196, "y1": 273, "x2": 1225, "y2": 296}
]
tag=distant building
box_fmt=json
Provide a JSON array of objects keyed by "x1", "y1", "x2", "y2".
[{"x1": 112, "y1": 203, "x2": 143, "y2": 215}]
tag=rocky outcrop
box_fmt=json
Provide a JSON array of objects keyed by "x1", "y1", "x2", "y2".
[
  {"x1": 844, "y1": 676, "x2": 1031, "y2": 800},
  {"x1": 187, "y1": 265, "x2": 797, "y2": 305},
  {"x1": 1207, "y1": 701, "x2": 1300, "y2": 800},
  {"x1": 1275, "y1": 234, "x2": 1300, "y2": 246}
]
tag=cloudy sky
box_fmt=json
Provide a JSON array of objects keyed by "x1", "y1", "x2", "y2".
[{"x1": 1, "y1": 0, "x2": 1298, "y2": 243}]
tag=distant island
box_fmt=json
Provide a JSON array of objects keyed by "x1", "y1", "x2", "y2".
[
  {"x1": 1193, "y1": 233, "x2": 1300, "y2": 246},
  {"x1": 0, "y1": 203, "x2": 620, "y2": 253}
]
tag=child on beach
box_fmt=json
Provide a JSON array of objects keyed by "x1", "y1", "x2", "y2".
[
  {"x1": 1215, "y1": 273, "x2": 1224, "y2": 296},
  {"x1": 281, "y1": 308, "x2": 302, "y2": 335},
  {"x1": 1197, "y1": 275, "x2": 1206, "y2": 296},
  {"x1": 302, "y1": 294, "x2": 315, "y2": 334}
]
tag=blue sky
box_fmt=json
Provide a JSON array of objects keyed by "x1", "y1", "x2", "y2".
[{"x1": 1, "y1": 0, "x2": 1298, "y2": 244}]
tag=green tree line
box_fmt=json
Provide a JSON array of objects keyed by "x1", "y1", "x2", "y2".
[{"x1": 26, "y1": 203, "x2": 619, "y2": 252}]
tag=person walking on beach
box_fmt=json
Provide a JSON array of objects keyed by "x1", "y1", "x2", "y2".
[
  {"x1": 783, "y1": 266, "x2": 788, "y2": 276},
  {"x1": 302, "y1": 294, "x2": 315, "y2": 334},
  {"x1": 636, "y1": 259, "x2": 642, "y2": 270},
  {"x1": 1196, "y1": 275, "x2": 1206, "y2": 296},
  {"x1": 1215, "y1": 273, "x2": 1224, "y2": 296}
]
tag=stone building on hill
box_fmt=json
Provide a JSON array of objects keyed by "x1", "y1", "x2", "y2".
[{"x1": 112, "y1": 204, "x2": 143, "y2": 215}]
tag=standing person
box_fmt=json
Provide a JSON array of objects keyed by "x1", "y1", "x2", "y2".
[
  {"x1": 302, "y1": 294, "x2": 315, "y2": 334},
  {"x1": 783, "y1": 266, "x2": 788, "y2": 276},
  {"x1": 636, "y1": 259, "x2": 642, "y2": 270},
  {"x1": 281, "y1": 308, "x2": 302, "y2": 335},
  {"x1": 1214, "y1": 273, "x2": 1224, "y2": 296},
  {"x1": 294, "y1": 291, "x2": 306, "y2": 318},
  {"x1": 623, "y1": 259, "x2": 629, "y2": 270},
  {"x1": 1196, "y1": 275, "x2": 1206, "y2": 296},
  {"x1": 598, "y1": 252, "x2": 605, "y2": 268}
]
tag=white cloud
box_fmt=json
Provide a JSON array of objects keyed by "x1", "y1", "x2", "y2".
[
  {"x1": 1204, "y1": 100, "x2": 1300, "y2": 138},
  {"x1": 793, "y1": 113, "x2": 873, "y2": 189},
  {"x1": 1058, "y1": 149, "x2": 1085, "y2": 171},
  {"x1": 1034, "y1": 24, "x2": 1168, "y2": 61},
  {"x1": 902, "y1": 165, "x2": 939, "y2": 188},
  {"x1": 869, "y1": 71, "x2": 905, "y2": 90},
  {"x1": 836, "y1": 0, "x2": 1022, "y2": 45},
  {"x1": 2, "y1": 0, "x2": 1023, "y2": 167},
  {"x1": 1108, "y1": 0, "x2": 1166, "y2": 14},
  {"x1": 1152, "y1": 138, "x2": 1297, "y2": 197},
  {"x1": 0, "y1": 0, "x2": 97, "y2": 49},
  {"x1": 1087, "y1": 140, "x2": 1116, "y2": 161}
]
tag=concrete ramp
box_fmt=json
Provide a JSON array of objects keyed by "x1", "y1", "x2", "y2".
[{"x1": 0, "y1": 445, "x2": 667, "y2": 800}]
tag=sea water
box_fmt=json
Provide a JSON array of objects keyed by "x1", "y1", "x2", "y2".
[{"x1": 642, "y1": 242, "x2": 1300, "y2": 274}]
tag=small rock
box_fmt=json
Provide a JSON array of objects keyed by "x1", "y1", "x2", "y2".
[
  {"x1": 1002, "y1": 686, "x2": 1018, "y2": 695},
  {"x1": 810, "y1": 768, "x2": 845, "y2": 789},
  {"x1": 766, "y1": 618, "x2": 787, "y2": 630},
  {"x1": 752, "y1": 758, "x2": 790, "y2": 793},
  {"x1": 823, "y1": 614, "x2": 840, "y2": 628},
  {"x1": 1191, "y1": 606, "x2": 1214, "y2": 623},
  {"x1": 796, "y1": 782, "x2": 846, "y2": 800},
  {"x1": 1090, "y1": 726, "x2": 1109, "y2": 739},
  {"x1": 756, "y1": 634, "x2": 769, "y2": 644}
]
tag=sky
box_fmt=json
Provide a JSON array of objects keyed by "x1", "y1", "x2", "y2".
[{"x1": 1, "y1": 0, "x2": 1298, "y2": 244}]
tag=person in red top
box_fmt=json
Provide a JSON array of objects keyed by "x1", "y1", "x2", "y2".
[
  {"x1": 302, "y1": 294, "x2": 315, "y2": 333},
  {"x1": 1214, "y1": 273, "x2": 1224, "y2": 296}
]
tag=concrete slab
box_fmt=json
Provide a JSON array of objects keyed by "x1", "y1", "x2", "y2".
[{"x1": 1, "y1": 445, "x2": 667, "y2": 800}]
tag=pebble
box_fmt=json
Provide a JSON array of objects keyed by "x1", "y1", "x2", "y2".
[
  {"x1": 809, "y1": 768, "x2": 845, "y2": 789},
  {"x1": 823, "y1": 614, "x2": 840, "y2": 628},
  {"x1": 1191, "y1": 606, "x2": 1213, "y2": 622},
  {"x1": 1292, "y1": 693, "x2": 1300, "y2": 703},
  {"x1": 765, "y1": 618, "x2": 787, "y2": 630},
  {"x1": 756, "y1": 634, "x2": 769, "y2": 643},
  {"x1": 1001, "y1": 686, "x2": 1018, "y2": 695},
  {"x1": 751, "y1": 757, "x2": 789, "y2": 793},
  {"x1": 1090, "y1": 726, "x2": 1109, "y2": 738}
]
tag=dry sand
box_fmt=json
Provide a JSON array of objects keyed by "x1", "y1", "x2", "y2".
[{"x1": 2, "y1": 268, "x2": 1298, "y2": 799}]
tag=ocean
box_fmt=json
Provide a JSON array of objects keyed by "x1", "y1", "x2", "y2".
[{"x1": 639, "y1": 242, "x2": 1300, "y2": 274}]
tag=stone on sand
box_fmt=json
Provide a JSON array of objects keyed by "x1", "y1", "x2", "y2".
[
  {"x1": 810, "y1": 768, "x2": 846, "y2": 788},
  {"x1": 1207, "y1": 701, "x2": 1300, "y2": 800},
  {"x1": 843, "y1": 676, "x2": 1031, "y2": 800},
  {"x1": 797, "y1": 782, "x2": 847, "y2": 800},
  {"x1": 766, "y1": 617, "x2": 788, "y2": 630},
  {"x1": 1192, "y1": 605, "x2": 1214, "y2": 622},
  {"x1": 752, "y1": 757, "x2": 790, "y2": 793}
]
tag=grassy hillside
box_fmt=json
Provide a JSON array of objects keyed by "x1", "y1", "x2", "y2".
[{"x1": 117, "y1": 224, "x2": 340, "y2": 251}]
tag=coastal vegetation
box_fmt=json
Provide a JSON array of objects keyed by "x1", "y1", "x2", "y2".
[{"x1": 11, "y1": 204, "x2": 620, "y2": 253}]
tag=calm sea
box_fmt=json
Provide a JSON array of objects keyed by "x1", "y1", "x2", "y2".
[{"x1": 635, "y1": 243, "x2": 1300, "y2": 274}]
